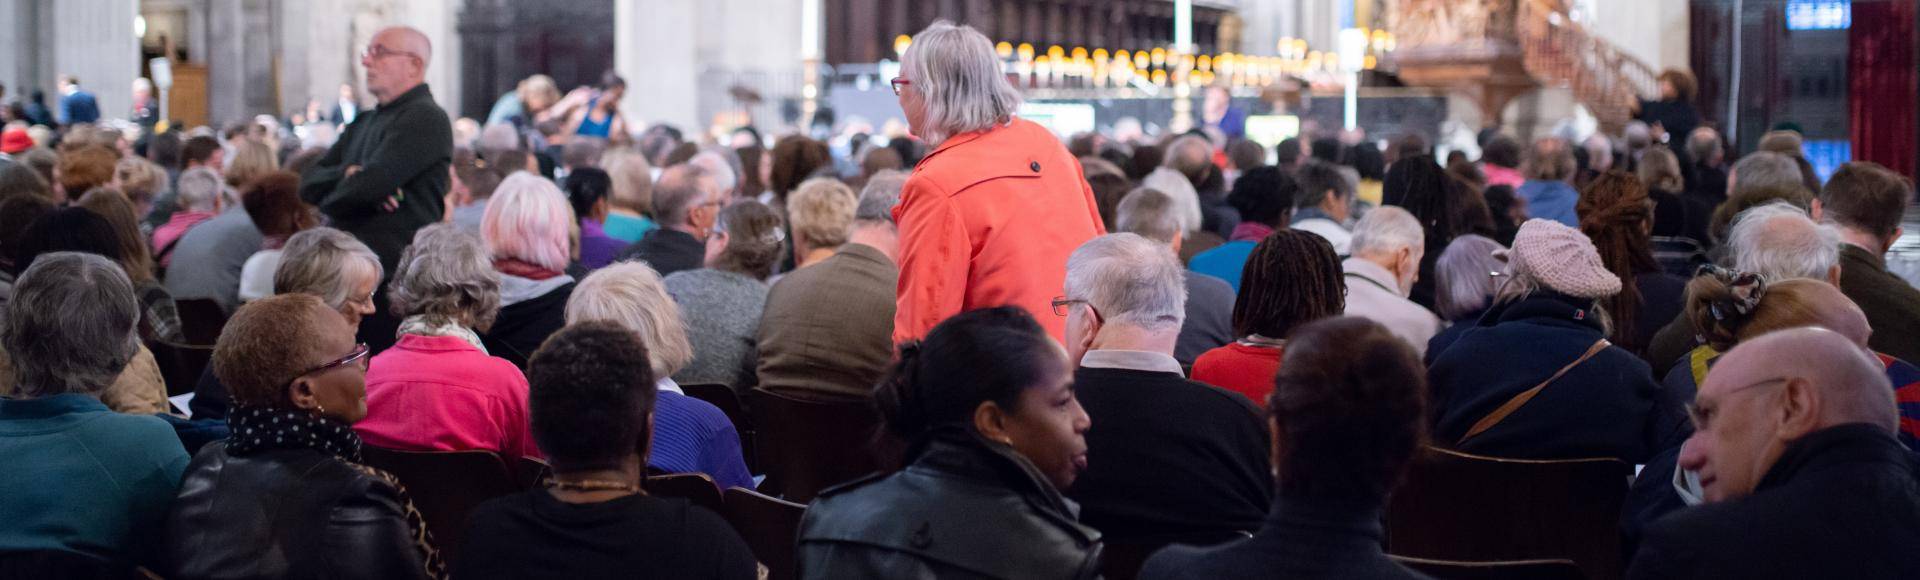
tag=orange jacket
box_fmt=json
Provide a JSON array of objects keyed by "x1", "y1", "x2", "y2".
[{"x1": 892, "y1": 119, "x2": 1107, "y2": 345}]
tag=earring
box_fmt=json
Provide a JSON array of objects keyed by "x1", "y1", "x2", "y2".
[{"x1": 314, "y1": 404, "x2": 327, "y2": 417}]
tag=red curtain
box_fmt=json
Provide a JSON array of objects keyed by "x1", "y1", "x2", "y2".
[{"x1": 1850, "y1": 0, "x2": 1919, "y2": 178}]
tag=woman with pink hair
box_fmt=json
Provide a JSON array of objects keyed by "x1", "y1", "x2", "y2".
[{"x1": 479, "y1": 171, "x2": 578, "y2": 369}]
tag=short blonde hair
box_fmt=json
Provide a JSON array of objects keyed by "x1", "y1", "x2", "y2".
[
  {"x1": 901, "y1": 21, "x2": 1022, "y2": 145},
  {"x1": 112, "y1": 157, "x2": 166, "y2": 205},
  {"x1": 602, "y1": 148, "x2": 654, "y2": 215},
  {"x1": 225, "y1": 139, "x2": 279, "y2": 189},
  {"x1": 483, "y1": 172, "x2": 575, "y2": 272},
  {"x1": 565, "y1": 262, "x2": 695, "y2": 378},
  {"x1": 787, "y1": 177, "x2": 858, "y2": 249}
]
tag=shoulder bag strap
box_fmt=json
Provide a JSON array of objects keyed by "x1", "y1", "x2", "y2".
[{"x1": 1458, "y1": 338, "x2": 1612, "y2": 446}]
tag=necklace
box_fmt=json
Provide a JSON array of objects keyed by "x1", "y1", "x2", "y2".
[
  {"x1": 1238, "y1": 334, "x2": 1287, "y2": 349},
  {"x1": 548, "y1": 478, "x2": 641, "y2": 493}
]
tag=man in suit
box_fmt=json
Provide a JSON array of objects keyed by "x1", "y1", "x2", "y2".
[
  {"x1": 299, "y1": 26, "x2": 451, "y2": 351},
  {"x1": 1628, "y1": 328, "x2": 1920, "y2": 578},
  {"x1": 56, "y1": 76, "x2": 100, "y2": 126},
  {"x1": 330, "y1": 83, "x2": 361, "y2": 126}
]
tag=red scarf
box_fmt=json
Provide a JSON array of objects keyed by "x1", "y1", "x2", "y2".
[
  {"x1": 493, "y1": 258, "x2": 562, "y2": 280},
  {"x1": 1230, "y1": 222, "x2": 1275, "y2": 243}
]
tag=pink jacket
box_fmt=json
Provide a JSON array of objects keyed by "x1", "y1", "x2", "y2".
[
  {"x1": 892, "y1": 119, "x2": 1106, "y2": 344},
  {"x1": 355, "y1": 334, "x2": 541, "y2": 460}
]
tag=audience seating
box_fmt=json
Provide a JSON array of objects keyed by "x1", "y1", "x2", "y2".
[
  {"x1": 681, "y1": 382, "x2": 757, "y2": 472},
  {"x1": 358, "y1": 447, "x2": 521, "y2": 566},
  {"x1": 146, "y1": 339, "x2": 212, "y2": 397},
  {"x1": 747, "y1": 388, "x2": 883, "y2": 503},
  {"x1": 173, "y1": 298, "x2": 230, "y2": 346},
  {"x1": 1385, "y1": 447, "x2": 1632, "y2": 580},
  {"x1": 721, "y1": 487, "x2": 807, "y2": 580},
  {"x1": 1391, "y1": 556, "x2": 1587, "y2": 580},
  {"x1": 645, "y1": 472, "x2": 725, "y2": 514},
  {"x1": 512, "y1": 456, "x2": 552, "y2": 490}
]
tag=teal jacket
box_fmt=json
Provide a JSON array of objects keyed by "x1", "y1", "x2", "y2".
[{"x1": 0, "y1": 394, "x2": 188, "y2": 565}]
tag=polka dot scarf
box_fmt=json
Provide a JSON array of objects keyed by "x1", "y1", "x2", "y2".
[{"x1": 225, "y1": 406, "x2": 364, "y2": 463}]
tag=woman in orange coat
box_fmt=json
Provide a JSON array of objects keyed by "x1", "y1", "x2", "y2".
[{"x1": 889, "y1": 21, "x2": 1106, "y2": 345}]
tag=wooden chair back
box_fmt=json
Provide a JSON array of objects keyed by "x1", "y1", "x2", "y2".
[
  {"x1": 173, "y1": 298, "x2": 229, "y2": 346},
  {"x1": 681, "y1": 382, "x2": 756, "y2": 472},
  {"x1": 1391, "y1": 556, "x2": 1588, "y2": 580},
  {"x1": 146, "y1": 339, "x2": 212, "y2": 397},
  {"x1": 645, "y1": 472, "x2": 725, "y2": 514},
  {"x1": 721, "y1": 487, "x2": 807, "y2": 580},
  {"x1": 513, "y1": 456, "x2": 552, "y2": 490},
  {"x1": 746, "y1": 388, "x2": 881, "y2": 503},
  {"x1": 1385, "y1": 447, "x2": 1631, "y2": 580},
  {"x1": 358, "y1": 447, "x2": 521, "y2": 567}
]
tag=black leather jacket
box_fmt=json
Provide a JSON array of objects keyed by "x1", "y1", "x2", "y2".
[
  {"x1": 797, "y1": 430, "x2": 1103, "y2": 580},
  {"x1": 161, "y1": 442, "x2": 434, "y2": 580}
]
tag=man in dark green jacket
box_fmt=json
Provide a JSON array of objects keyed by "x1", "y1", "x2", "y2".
[
  {"x1": 299, "y1": 25, "x2": 451, "y2": 280},
  {"x1": 1821, "y1": 162, "x2": 1920, "y2": 364},
  {"x1": 300, "y1": 26, "x2": 451, "y2": 351}
]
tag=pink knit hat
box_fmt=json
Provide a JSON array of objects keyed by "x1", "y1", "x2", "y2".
[{"x1": 1498, "y1": 219, "x2": 1621, "y2": 299}]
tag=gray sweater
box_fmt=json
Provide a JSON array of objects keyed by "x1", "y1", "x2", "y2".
[{"x1": 664, "y1": 268, "x2": 769, "y2": 389}]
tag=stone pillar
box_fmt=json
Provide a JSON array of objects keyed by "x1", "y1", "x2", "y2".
[
  {"x1": 47, "y1": 0, "x2": 141, "y2": 122},
  {"x1": 206, "y1": 0, "x2": 246, "y2": 123},
  {"x1": 0, "y1": 0, "x2": 30, "y2": 98},
  {"x1": 617, "y1": 0, "x2": 698, "y2": 132},
  {"x1": 394, "y1": 0, "x2": 463, "y2": 118}
]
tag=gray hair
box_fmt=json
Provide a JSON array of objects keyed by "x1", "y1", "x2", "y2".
[
  {"x1": 1731, "y1": 152, "x2": 1808, "y2": 197},
  {"x1": 691, "y1": 148, "x2": 742, "y2": 196},
  {"x1": 1064, "y1": 233, "x2": 1187, "y2": 331},
  {"x1": 1140, "y1": 167, "x2": 1204, "y2": 233},
  {"x1": 1730, "y1": 202, "x2": 1840, "y2": 281},
  {"x1": 478, "y1": 122, "x2": 523, "y2": 154},
  {"x1": 565, "y1": 261, "x2": 696, "y2": 378},
  {"x1": 387, "y1": 224, "x2": 502, "y2": 332},
  {"x1": 1115, "y1": 187, "x2": 1182, "y2": 245},
  {"x1": 652, "y1": 164, "x2": 713, "y2": 226},
  {"x1": 275, "y1": 227, "x2": 384, "y2": 310},
  {"x1": 1687, "y1": 127, "x2": 1722, "y2": 166},
  {"x1": 176, "y1": 166, "x2": 224, "y2": 212},
  {"x1": 2, "y1": 253, "x2": 138, "y2": 397},
  {"x1": 857, "y1": 170, "x2": 908, "y2": 223},
  {"x1": 901, "y1": 21, "x2": 1022, "y2": 145},
  {"x1": 562, "y1": 137, "x2": 608, "y2": 169},
  {"x1": 1434, "y1": 234, "x2": 1508, "y2": 320},
  {"x1": 1350, "y1": 205, "x2": 1426, "y2": 257}
]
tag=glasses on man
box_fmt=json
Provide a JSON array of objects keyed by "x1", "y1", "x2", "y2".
[
  {"x1": 890, "y1": 77, "x2": 911, "y2": 96},
  {"x1": 1684, "y1": 377, "x2": 1789, "y2": 430},
  {"x1": 285, "y1": 343, "x2": 371, "y2": 389},
  {"x1": 362, "y1": 44, "x2": 421, "y2": 62}
]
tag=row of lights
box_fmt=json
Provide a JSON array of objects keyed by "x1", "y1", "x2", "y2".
[{"x1": 890, "y1": 30, "x2": 1397, "y2": 91}]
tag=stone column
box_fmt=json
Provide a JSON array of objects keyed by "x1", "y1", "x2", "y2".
[
  {"x1": 616, "y1": 0, "x2": 699, "y2": 132},
  {"x1": 47, "y1": 0, "x2": 141, "y2": 122},
  {"x1": 206, "y1": 0, "x2": 246, "y2": 123}
]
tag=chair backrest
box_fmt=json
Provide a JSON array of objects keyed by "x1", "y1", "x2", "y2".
[
  {"x1": 0, "y1": 550, "x2": 131, "y2": 580},
  {"x1": 1385, "y1": 446, "x2": 1631, "y2": 580},
  {"x1": 146, "y1": 339, "x2": 213, "y2": 397},
  {"x1": 513, "y1": 456, "x2": 552, "y2": 490},
  {"x1": 681, "y1": 382, "x2": 756, "y2": 473},
  {"x1": 173, "y1": 298, "x2": 229, "y2": 346},
  {"x1": 646, "y1": 472, "x2": 725, "y2": 515},
  {"x1": 358, "y1": 447, "x2": 521, "y2": 567},
  {"x1": 721, "y1": 487, "x2": 806, "y2": 580},
  {"x1": 1391, "y1": 556, "x2": 1588, "y2": 580},
  {"x1": 746, "y1": 388, "x2": 882, "y2": 503}
]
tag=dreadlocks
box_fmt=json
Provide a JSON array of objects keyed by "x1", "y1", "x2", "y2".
[
  {"x1": 1577, "y1": 171, "x2": 1659, "y2": 352},
  {"x1": 1231, "y1": 229, "x2": 1347, "y2": 339}
]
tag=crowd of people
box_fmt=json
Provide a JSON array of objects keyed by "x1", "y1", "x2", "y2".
[{"x1": 2, "y1": 18, "x2": 1919, "y2": 580}]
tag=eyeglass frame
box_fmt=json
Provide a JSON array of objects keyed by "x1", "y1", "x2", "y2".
[
  {"x1": 284, "y1": 343, "x2": 372, "y2": 390},
  {"x1": 1684, "y1": 376, "x2": 1791, "y2": 431},
  {"x1": 890, "y1": 77, "x2": 912, "y2": 96},
  {"x1": 1050, "y1": 296, "x2": 1104, "y2": 325},
  {"x1": 362, "y1": 44, "x2": 423, "y2": 63}
]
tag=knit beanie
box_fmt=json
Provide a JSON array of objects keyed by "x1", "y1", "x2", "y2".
[{"x1": 1500, "y1": 218, "x2": 1621, "y2": 299}]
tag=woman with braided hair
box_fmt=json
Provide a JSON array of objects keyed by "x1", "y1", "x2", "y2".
[
  {"x1": 797, "y1": 306, "x2": 1101, "y2": 579},
  {"x1": 1383, "y1": 155, "x2": 1492, "y2": 309},
  {"x1": 1578, "y1": 172, "x2": 1688, "y2": 357},
  {"x1": 1191, "y1": 229, "x2": 1346, "y2": 405}
]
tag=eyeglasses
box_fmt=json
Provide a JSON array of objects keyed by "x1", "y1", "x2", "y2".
[
  {"x1": 285, "y1": 343, "x2": 371, "y2": 389},
  {"x1": 890, "y1": 77, "x2": 911, "y2": 96},
  {"x1": 363, "y1": 44, "x2": 422, "y2": 62},
  {"x1": 1685, "y1": 377, "x2": 1789, "y2": 431}
]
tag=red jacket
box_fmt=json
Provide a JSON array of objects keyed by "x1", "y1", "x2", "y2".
[
  {"x1": 892, "y1": 119, "x2": 1106, "y2": 344},
  {"x1": 1191, "y1": 343, "x2": 1283, "y2": 406},
  {"x1": 355, "y1": 334, "x2": 541, "y2": 460}
]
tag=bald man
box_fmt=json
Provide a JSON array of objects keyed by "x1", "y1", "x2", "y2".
[
  {"x1": 300, "y1": 26, "x2": 452, "y2": 351},
  {"x1": 1628, "y1": 328, "x2": 1920, "y2": 579}
]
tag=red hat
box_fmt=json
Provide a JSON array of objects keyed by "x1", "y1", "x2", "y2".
[{"x1": 0, "y1": 129, "x2": 30, "y2": 154}]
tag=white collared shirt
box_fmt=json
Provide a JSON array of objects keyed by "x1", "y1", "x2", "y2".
[
  {"x1": 655, "y1": 376, "x2": 685, "y2": 396},
  {"x1": 1079, "y1": 349, "x2": 1185, "y2": 375}
]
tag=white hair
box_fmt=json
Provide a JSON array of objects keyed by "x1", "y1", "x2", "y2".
[
  {"x1": 566, "y1": 261, "x2": 696, "y2": 378},
  {"x1": 689, "y1": 150, "x2": 738, "y2": 197},
  {"x1": 1730, "y1": 202, "x2": 1840, "y2": 281},
  {"x1": 1114, "y1": 187, "x2": 1183, "y2": 245},
  {"x1": 1139, "y1": 167, "x2": 1204, "y2": 234},
  {"x1": 901, "y1": 21, "x2": 1022, "y2": 145},
  {"x1": 1064, "y1": 233, "x2": 1187, "y2": 331},
  {"x1": 176, "y1": 167, "x2": 224, "y2": 212},
  {"x1": 478, "y1": 123, "x2": 522, "y2": 153},
  {"x1": 1350, "y1": 205, "x2": 1426, "y2": 256}
]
